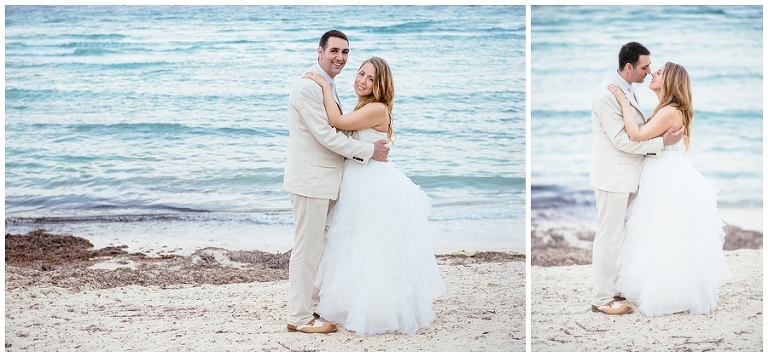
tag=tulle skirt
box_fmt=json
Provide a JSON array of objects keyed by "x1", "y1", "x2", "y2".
[
  {"x1": 615, "y1": 152, "x2": 731, "y2": 316},
  {"x1": 314, "y1": 159, "x2": 446, "y2": 336}
]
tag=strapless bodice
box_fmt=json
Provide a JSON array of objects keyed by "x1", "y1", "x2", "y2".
[
  {"x1": 664, "y1": 141, "x2": 685, "y2": 152},
  {"x1": 355, "y1": 128, "x2": 388, "y2": 144},
  {"x1": 662, "y1": 141, "x2": 686, "y2": 156}
]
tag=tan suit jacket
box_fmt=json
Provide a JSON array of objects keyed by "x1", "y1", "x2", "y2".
[
  {"x1": 590, "y1": 71, "x2": 663, "y2": 193},
  {"x1": 283, "y1": 65, "x2": 373, "y2": 200},
  {"x1": 589, "y1": 71, "x2": 665, "y2": 306}
]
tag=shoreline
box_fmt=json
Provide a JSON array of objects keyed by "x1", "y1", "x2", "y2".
[
  {"x1": 531, "y1": 206, "x2": 763, "y2": 232},
  {"x1": 531, "y1": 207, "x2": 762, "y2": 267},
  {"x1": 4, "y1": 217, "x2": 525, "y2": 257}
]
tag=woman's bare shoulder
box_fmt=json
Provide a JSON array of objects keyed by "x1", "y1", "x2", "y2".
[
  {"x1": 655, "y1": 105, "x2": 684, "y2": 121},
  {"x1": 361, "y1": 101, "x2": 387, "y2": 111},
  {"x1": 657, "y1": 105, "x2": 680, "y2": 113}
]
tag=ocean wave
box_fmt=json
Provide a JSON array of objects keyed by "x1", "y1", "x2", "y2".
[
  {"x1": 533, "y1": 108, "x2": 762, "y2": 122},
  {"x1": 66, "y1": 33, "x2": 128, "y2": 40},
  {"x1": 64, "y1": 122, "x2": 285, "y2": 139},
  {"x1": 73, "y1": 48, "x2": 121, "y2": 56},
  {"x1": 429, "y1": 208, "x2": 524, "y2": 222},
  {"x1": 4, "y1": 88, "x2": 57, "y2": 100},
  {"x1": 6, "y1": 193, "x2": 527, "y2": 228},
  {"x1": 6, "y1": 120, "x2": 286, "y2": 141},
  {"x1": 533, "y1": 5, "x2": 762, "y2": 27},
  {"x1": 5, "y1": 36, "x2": 128, "y2": 50},
  {"x1": 412, "y1": 175, "x2": 525, "y2": 191},
  {"x1": 531, "y1": 184, "x2": 595, "y2": 209},
  {"x1": 4, "y1": 203, "x2": 522, "y2": 229},
  {"x1": 719, "y1": 6, "x2": 763, "y2": 18},
  {"x1": 5, "y1": 210, "x2": 295, "y2": 227},
  {"x1": 353, "y1": 20, "x2": 438, "y2": 34}
]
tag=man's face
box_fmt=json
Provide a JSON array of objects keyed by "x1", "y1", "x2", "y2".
[
  {"x1": 317, "y1": 37, "x2": 349, "y2": 79},
  {"x1": 627, "y1": 54, "x2": 651, "y2": 84}
]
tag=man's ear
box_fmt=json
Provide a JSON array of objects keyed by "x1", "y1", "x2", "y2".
[{"x1": 317, "y1": 46, "x2": 323, "y2": 59}]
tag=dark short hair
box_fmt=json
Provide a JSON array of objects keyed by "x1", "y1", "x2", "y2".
[
  {"x1": 319, "y1": 30, "x2": 348, "y2": 50},
  {"x1": 618, "y1": 42, "x2": 650, "y2": 70}
]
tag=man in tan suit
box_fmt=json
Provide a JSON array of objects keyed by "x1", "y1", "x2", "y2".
[
  {"x1": 590, "y1": 42, "x2": 683, "y2": 315},
  {"x1": 284, "y1": 30, "x2": 390, "y2": 333}
]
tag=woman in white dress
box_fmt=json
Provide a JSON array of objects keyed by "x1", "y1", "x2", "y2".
[
  {"x1": 303, "y1": 56, "x2": 445, "y2": 336},
  {"x1": 607, "y1": 62, "x2": 731, "y2": 316}
]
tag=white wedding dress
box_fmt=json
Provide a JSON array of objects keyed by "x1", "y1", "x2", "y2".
[
  {"x1": 314, "y1": 128, "x2": 446, "y2": 336},
  {"x1": 615, "y1": 141, "x2": 731, "y2": 316}
]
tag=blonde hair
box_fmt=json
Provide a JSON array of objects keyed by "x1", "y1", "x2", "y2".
[
  {"x1": 354, "y1": 56, "x2": 395, "y2": 143},
  {"x1": 649, "y1": 61, "x2": 694, "y2": 151}
]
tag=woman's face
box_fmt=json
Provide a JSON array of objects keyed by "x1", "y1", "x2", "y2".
[
  {"x1": 354, "y1": 62, "x2": 376, "y2": 97},
  {"x1": 649, "y1": 66, "x2": 665, "y2": 91}
]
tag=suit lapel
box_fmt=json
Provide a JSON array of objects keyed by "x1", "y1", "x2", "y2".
[
  {"x1": 626, "y1": 89, "x2": 640, "y2": 109},
  {"x1": 331, "y1": 82, "x2": 342, "y2": 114},
  {"x1": 625, "y1": 90, "x2": 645, "y2": 122},
  {"x1": 611, "y1": 71, "x2": 645, "y2": 122}
]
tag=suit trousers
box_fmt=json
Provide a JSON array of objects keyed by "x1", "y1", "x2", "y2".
[
  {"x1": 287, "y1": 193, "x2": 334, "y2": 326},
  {"x1": 591, "y1": 188, "x2": 636, "y2": 306}
]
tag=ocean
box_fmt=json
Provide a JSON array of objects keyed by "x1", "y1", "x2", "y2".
[
  {"x1": 4, "y1": 5, "x2": 526, "y2": 253},
  {"x1": 531, "y1": 5, "x2": 763, "y2": 230}
]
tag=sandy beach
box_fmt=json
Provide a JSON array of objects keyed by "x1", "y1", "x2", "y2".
[
  {"x1": 4, "y1": 230, "x2": 526, "y2": 352},
  {"x1": 531, "y1": 215, "x2": 764, "y2": 352}
]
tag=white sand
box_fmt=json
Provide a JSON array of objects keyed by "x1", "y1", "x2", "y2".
[
  {"x1": 531, "y1": 249, "x2": 763, "y2": 352},
  {"x1": 4, "y1": 260, "x2": 525, "y2": 352}
]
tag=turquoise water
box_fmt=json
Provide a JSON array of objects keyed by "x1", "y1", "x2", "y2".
[
  {"x1": 531, "y1": 5, "x2": 763, "y2": 223},
  {"x1": 5, "y1": 5, "x2": 526, "y2": 245}
]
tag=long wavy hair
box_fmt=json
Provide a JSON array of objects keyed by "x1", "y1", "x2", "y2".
[
  {"x1": 353, "y1": 56, "x2": 395, "y2": 143},
  {"x1": 649, "y1": 61, "x2": 694, "y2": 151}
]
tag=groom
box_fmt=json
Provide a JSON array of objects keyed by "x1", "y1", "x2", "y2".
[
  {"x1": 283, "y1": 30, "x2": 390, "y2": 333},
  {"x1": 589, "y1": 42, "x2": 683, "y2": 315}
]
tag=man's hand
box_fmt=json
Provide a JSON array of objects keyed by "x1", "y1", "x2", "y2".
[
  {"x1": 371, "y1": 139, "x2": 390, "y2": 162},
  {"x1": 662, "y1": 123, "x2": 684, "y2": 146}
]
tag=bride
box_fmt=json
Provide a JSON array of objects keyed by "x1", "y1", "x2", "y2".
[
  {"x1": 303, "y1": 56, "x2": 445, "y2": 335},
  {"x1": 607, "y1": 62, "x2": 731, "y2": 316}
]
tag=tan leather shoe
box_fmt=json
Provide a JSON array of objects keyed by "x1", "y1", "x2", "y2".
[
  {"x1": 613, "y1": 293, "x2": 626, "y2": 301},
  {"x1": 287, "y1": 319, "x2": 338, "y2": 333},
  {"x1": 591, "y1": 300, "x2": 632, "y2": 315}
]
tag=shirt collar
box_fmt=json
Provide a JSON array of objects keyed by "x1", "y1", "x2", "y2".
[
  {"x1": 614, "y1": 69, "x2": 633, "y2": 93},
  {"x1": 313, "y1": 63, "x2": 335, "y2": 88}
]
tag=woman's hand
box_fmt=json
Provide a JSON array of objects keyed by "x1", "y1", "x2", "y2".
[
  {"x1": 607, "y1": 84, "x2": 629, "y2": 105},
  {"x1": 302, "y1": 72, "x2": 330, "y2": 88}
]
